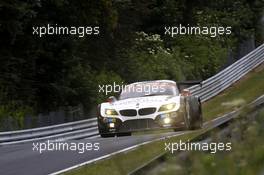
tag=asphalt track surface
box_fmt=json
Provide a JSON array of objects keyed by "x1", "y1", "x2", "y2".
[{"x1": 0, "y1": 113, "x2": 232, "y2": 175}]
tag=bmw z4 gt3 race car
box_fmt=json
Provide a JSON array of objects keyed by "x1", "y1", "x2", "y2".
[{"x1": 97, "y1": 80, "x2": 203, "y2": 137}]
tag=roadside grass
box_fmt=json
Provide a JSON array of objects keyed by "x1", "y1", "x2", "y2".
[
  {"x1": 203, "y1": 64, "x2": 264, "y2": 120},
  {"x1": 151, "y1": 108, "x2": 264, "y2": 175},
  {"x1": 65, "y1": 129, "x2": 210, "y2": 175},
  {"x1": 66, "y1": 65, "x2": 264, "y2": 175}
]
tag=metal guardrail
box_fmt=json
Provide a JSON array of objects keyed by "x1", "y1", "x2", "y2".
[
  {"x1": 189, "y1": 44, "x2": 264, "y2": 101},
  {"x1": 0, "y1": 117, "x2": 98, "y2": 145},
  {"x1": 0, "y1": 44, "x2": 263, "y2": 145}
]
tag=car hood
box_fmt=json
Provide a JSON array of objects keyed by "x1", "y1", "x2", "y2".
[{"x1": 102, "y1": 95, "x2": 180, "y2": 110}]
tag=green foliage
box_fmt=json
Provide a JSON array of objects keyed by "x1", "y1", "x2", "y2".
[
  {"x1": 147, "y1": 108, "x2": 264, "y2": 175},
  {"x1": 122, "y1": 32, "x2": 184, "y2": 81},
  {"x1": 192, "y1": 0, "x2": 255, "y2": 48},
  {"x1": 0, "y1": 0, "x2": 262, "y2": 124},
  {"x1": 170, "y1": 35, "x2": 227, "y2": 79},
  {"x1": 0, "y1": 102, "x2": 33, "y2": 130},
  {"x1": 93, "y1": 71, "x2": 123, "y2": 103},
  {"x1": 182, "y1": 109, "x2": 264, "y2": 175}
]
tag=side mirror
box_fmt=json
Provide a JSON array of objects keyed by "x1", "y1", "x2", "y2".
[
  {"x1": 107, "y1": 96, "x2": 117, "y2": 103},
  {"x1": 181, "y1": 89, "x2": 191, "y2": 96}
]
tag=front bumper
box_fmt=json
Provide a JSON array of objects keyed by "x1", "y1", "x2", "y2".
[{"x1": 98, "y1": 110, "x2": 185, "y2": 134}]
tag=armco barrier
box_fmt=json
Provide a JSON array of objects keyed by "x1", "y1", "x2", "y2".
[
  {"x1": 0, "y1": 44, "x2": 263, "y2": 145},
  {"x1": 189, "y1": 44, "x2": 264, "y2": 101},
  {"x1": 0, "y1": 117, "x2": 98, "y2": 145}
]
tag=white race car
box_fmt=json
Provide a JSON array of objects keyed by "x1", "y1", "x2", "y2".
[{"x1": 97, "y1": 80, "x2": 203, "y2": 137}]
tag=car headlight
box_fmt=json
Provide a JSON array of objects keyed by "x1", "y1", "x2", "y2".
[
  {"x1": 105, "y1": 109, "x2": 118, "y2": 116},
  {"x1": 158, "y1": 103, "x2": 176, "y2": 112},
  {"x1": 163, "y1": 117, "x2": 171, "y2": 124}
]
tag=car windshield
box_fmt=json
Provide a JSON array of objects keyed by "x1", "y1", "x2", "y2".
[{"x1": 119, "y1": 82, "x2": 179, "y2": 100}]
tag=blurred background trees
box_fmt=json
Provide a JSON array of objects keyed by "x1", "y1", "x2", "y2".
[{"x1": 0, "y1": 0, "x2": 263, "y2": 117}]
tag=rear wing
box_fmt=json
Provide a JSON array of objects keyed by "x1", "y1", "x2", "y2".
[{"x1": 177, "y1": 80, "x2": 202, "y2": 92}]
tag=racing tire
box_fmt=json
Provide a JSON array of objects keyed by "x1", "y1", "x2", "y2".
[
  {"x1": 192, "y1": 101, "x2": 203, "y2": 129},
  {"x1": 183, "y1": 100, "x2": 191, "y2": 130},
  {"x1": 185, "y1": 96, "x2": 203, "y2": 130}
]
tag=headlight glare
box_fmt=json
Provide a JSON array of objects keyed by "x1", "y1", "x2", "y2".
[
  {"x1": 105, "y1": 109, "x2": 118, "y2": 115},
  {"x1": 159, "y1": 103, "x2": 176, "y2": 112},
  {"x1": 109, "y1": 123, "x2": 115, "y2": 128},
  {"x1": 163, "y1": 118, "x2": 171, "y2": 124}
]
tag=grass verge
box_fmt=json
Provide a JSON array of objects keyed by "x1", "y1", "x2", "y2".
[
  {"x1": 65, "y1": 129, "x2": 213, "y2": 175},
  {"x1": 203, "y1": 64, "x2": 264, "y2": 120},
  {"x1": 151, "y1": 107, "x2": 264, "y2": 175}
]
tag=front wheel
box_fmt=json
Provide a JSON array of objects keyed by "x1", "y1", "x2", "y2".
[
  {"x1": 184, "y1": 100, "x2": 191, "y2": 130},
  {"x1": 192, "y1": 103, "x2": 203, "y2": 129},
  {"x1": 185, "y1": 96, "x2": 203, "y2": 130}
]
